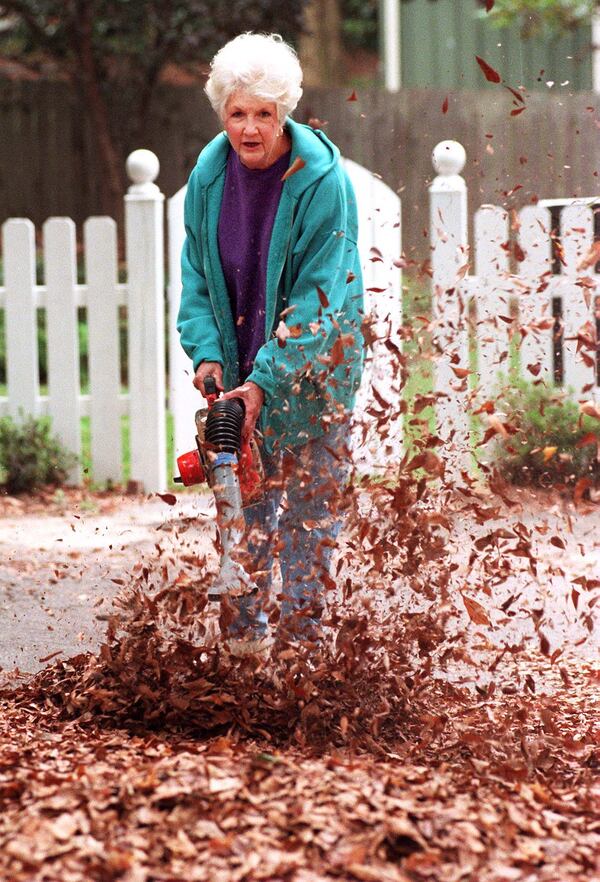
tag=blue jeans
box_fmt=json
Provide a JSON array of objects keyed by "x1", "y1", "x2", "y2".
[{"x1": 226, "y1": 421, "x2": 350, "y2": 641}]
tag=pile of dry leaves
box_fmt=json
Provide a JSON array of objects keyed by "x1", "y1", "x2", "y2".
[{"x1": 1, "y1": 460, "x2": 599, "y2": 881}]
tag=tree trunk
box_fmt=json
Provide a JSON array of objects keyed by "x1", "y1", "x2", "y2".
[
  {"x1": 71, "y1": 1, "x2": 124, "y2": 223},
  {"x1": 299, "y1": 0, "x2": 345, "y2": 86}
]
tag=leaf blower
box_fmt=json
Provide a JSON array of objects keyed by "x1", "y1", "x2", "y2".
[{"x1": 174, "y1": 377, "x2": 264, "y2": 601}]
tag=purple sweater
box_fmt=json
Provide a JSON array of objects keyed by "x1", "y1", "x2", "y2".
[{"x1": 218, "y1": 148, "x2": 291, "y2": 381}]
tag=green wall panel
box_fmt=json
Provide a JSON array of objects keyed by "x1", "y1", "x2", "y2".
[{"x1": 400, "y1": 0, "x2": 592, "y2": 91}]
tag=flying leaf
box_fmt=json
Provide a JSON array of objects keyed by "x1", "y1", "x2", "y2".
[
  {"x1": 275, "y1": 320, "x2": 291, "y2": 348},
  {"x1": 461, "y1": 593, "x2": 491, "y2": 626},
  {"x1": 157, "y1": 493, "x2": 177, "y2": 505},
  {"x1": 580, "y1": 401, "x2": 600, "y2": 419},
  {"x1": 576, "y1": 240, "x2": 600, "y2": 271},
  {"x1": 442, "y1": 96, "x2": 449, "y2": 114},
  {"x1": 281, "y1": 156, "x2": 306, "y2": 182},
  {"x1": 486, "y1": 0, "x2": 495, "y2": 10},
  {"x1": 476, "y1": 55, "x2": 501, "y2": 84},
  {"x1": 317, "y1": 286, "x2": 330, "y2": 308},
  {"x1": 347, "y1": 90, "x2": 358, "y2": 101}
]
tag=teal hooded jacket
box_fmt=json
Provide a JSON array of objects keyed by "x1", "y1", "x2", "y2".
[{"x1": 177, "y1": 117, "x2": 364, "y2": 453}]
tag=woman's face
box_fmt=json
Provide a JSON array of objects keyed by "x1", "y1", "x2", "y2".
[{"x1": 223, "y1": 91, "x2": 283, "y2": 169}]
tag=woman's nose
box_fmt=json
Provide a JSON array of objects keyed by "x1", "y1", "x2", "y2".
[{"x1": 243, "y1": 116, "x2": 258, "y2": 133}]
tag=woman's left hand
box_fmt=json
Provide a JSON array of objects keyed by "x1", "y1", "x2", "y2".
[{"x1": 221, "y1": 381, "x2": 265, "y2": 443}]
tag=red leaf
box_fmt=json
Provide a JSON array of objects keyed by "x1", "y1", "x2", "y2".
[
  {"x1": 281, "y1": 156, "x2": 306, "y2": 182},
  {"x1": 504, "y1": 84, "x2": 526, "y2": 105},
  {"x1": 574, "y1": 476, "x2": 592, "y2": 505},
  {"x1": 476, "y1": 55, "x2": 501, "y2": 84},
  {"x1": 461, "y1": 593, "x2": 491, "y2": 626},
  {"x1": 442, "y1": 96, "x2": 449, "y2": 114},
  {"x1": 347, "y1": 90, "x2": 358, "y2": 102},
  {"x1": 486, "y1": 0, "x2": 495, "y2": 10},
  {"x1": 550, "y1": 536, "x2": 565, "y2": 549},
  {"x1": 157, "y1": 493, "x2": 177, "y2": 505},
  {"x1": 511, "y1": 107, "x2": 526, "y2": 117},
  {"x1": 317, "y1": 286, "x2": 330, "y2": 308}
]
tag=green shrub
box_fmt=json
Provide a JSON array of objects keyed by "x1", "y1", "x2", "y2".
[
  {"x1": 492, "y1": 379, "x2": 600, "y2": 487},
  {"x1": 0, "y1": 416, "x2": 76, "y2": 494}
]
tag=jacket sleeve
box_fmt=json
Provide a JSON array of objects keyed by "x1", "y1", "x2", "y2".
[
  {"x1": 177, "y1": 168, "x2": 224, "y2": 371},
  {"x1": 247, "y1": 172, "x2": 359, "y2": 402}
]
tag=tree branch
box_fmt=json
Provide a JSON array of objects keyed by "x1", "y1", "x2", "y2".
[{"x1": 0, "y1": 0, "x2": 64, "y2": 54}]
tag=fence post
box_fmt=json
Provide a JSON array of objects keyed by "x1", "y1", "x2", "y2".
[
  {"x1": 429, "y1": 141, "x2": 471, "y2": 481},
  {"x1": 3, "y1": 219, "x2": 39, "y2": 420},
  {"x1": 125, "y1": 149, "x2": 167, "y2": 492}
]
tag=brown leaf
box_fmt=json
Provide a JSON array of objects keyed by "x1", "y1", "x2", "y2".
[
  {"x1": 442, "y1": 95, "x2": 449, "y2": 114},
  {"x1": 157, "y1": 493, "x2": 177, "y2": 505},
  {"x1": 281, "y1": 156, "x2": 306, "y2": 182},
  {"x1": 580, "y1": 401, "x2": 600, "y2": 420},
  {"x1": 317, "y1": 286, "x2": 330, "y2": 308},
  {"x1": 461, "y1": 593, "x2": 491, "y2": 626},
  {"x1": 476, "y1": 55, "x2": 501, "y2": 84}
]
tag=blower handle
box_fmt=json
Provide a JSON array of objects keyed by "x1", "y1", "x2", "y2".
[{"x1": 204, "y1": 375, "x2": 219, "y2": 406}]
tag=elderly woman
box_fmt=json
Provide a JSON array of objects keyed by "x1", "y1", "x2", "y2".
[{"x1": 177, "y1": 32, "x2": 364, "y2": 654}]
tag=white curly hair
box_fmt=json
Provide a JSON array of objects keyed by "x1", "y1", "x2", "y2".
[{"x1": 205, "y1": 33, "x2": 303, "y2": 124}]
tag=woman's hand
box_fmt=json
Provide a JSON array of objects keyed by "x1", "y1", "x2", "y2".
[
  {"x1": 194, "y1": 362, "x2": 224, "y2": 397},
  {"x1": 221, "y1": 381, "x2": 265, "y2": 442}
]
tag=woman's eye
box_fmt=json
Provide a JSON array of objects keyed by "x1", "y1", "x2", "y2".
[{"x1": 260, "y1": 111, "x2": 272, "y2": 118}]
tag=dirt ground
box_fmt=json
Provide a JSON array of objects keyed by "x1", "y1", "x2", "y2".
[{"x1": 0, "y1": 490, "x2": 217, "y2": 675}]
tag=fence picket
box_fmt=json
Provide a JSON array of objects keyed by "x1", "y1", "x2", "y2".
[
  {"x1": 429, "y1": 144, "x2": 471, "y2": 479},
  {"x1": 342, "y1": 158, "x2": 403, "y2": 471},
  {"x1": 167, "y1": 185, "x2": 197, "y2": 464},
  {"x1": 85, "y1": 217, "x2": 122, "y2": 484},
  {"x1": 560, "y1": 204, "x2": 596, "y2": 394},
  {"x1": 44, "y1": 218, "x2": 81, "y2": 483},
  {"x1": 2, "y1": 218, "x2": 38, "y2": 419},
  {"x1": 125, "y1": 153, "x2": 167, "y2": 491},
  {"x1": 474, "y1": 205, "x2": 510, "y2": 400},
  {"x1": 518, "y1": 205, "x2": 553, "y2": 380}
]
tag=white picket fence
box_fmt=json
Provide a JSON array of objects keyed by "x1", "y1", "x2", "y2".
[
  {"x1": 2, "y1": 139, "x2": 598, "y2": 491},
  {"x1": 0, "y1": 150, "x2": 166, "y2": 489},
  {"x1": 430, "y1": 140, "x2": 600, "y2": 477},
  {"x1": 0, "y1": 149, "x2": 401, "y2": 491}
]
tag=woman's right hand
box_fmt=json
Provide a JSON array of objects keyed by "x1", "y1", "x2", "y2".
[{"x1": 193, "y1": 362, "x2": 224, "y2": 397}]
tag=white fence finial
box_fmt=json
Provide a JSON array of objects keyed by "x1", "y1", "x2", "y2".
[
  {"x1": 126, "y1": 149, "x2": 160, "y2": 196},
  {"x1": 431, "y1": 140, "x2": 466, "y2": 190}
]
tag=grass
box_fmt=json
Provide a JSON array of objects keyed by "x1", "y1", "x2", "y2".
[
  {"x1": 80, "y1": 410, "x2": 175, "y2": 489},
  {"x1": 401, "y1": 276, "x2": 435, "y2": 452}
]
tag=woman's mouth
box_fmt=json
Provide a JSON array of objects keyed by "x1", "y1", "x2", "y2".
[{"x1": 243, "y1": 141, "x2": 260, "y2": 149}]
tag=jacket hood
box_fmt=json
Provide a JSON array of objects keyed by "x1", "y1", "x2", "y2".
[{"x1": 191, "y1": 117, "x2": 340, "y2": 196}]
